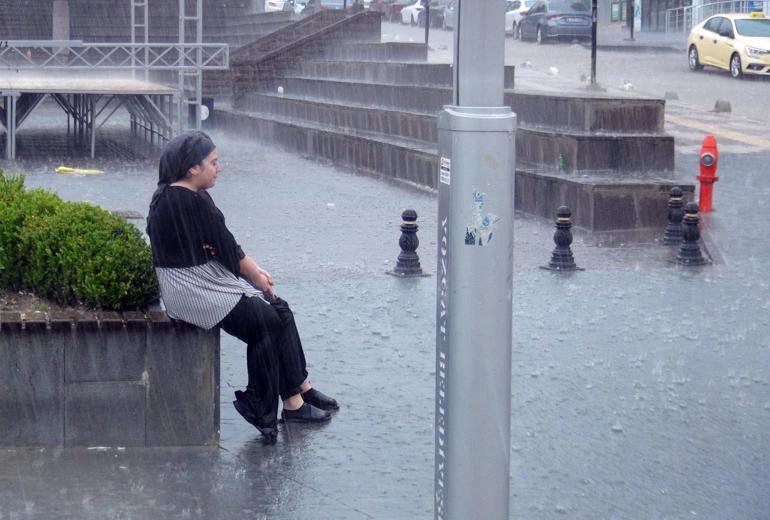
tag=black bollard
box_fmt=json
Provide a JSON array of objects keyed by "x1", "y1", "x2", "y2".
[
  {"x1": 388, "y1": 209, "x2": 429, "y2": 277},
  {"x1": 663, "y1": 186, "x2": 684, "y2": 245},
  {"x1": 542, "y1": 206, "x2": 583, "y2": 271},
  {"x1": 676, "y1": 202, "x2": 708, "y2": 266}
]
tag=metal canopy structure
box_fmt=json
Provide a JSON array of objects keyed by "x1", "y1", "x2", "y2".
[
  {"x1": 0, "y1": 41, "x2": 228, "y2": 72},
  {"x1": 0, "y1": 0, "x2": 228, "y2": 159},
  {"x1": 0, "y1": 76, "x2": 175, "y2": 160}
]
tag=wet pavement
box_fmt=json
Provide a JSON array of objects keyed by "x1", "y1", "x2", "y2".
[{"x1": 1, "y1": 123, "x2": 769, "y2": 518}]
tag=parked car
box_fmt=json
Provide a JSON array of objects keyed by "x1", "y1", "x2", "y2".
[
  {"x1": 401, "y1": 0, "x2": 425, "y2": 25},
  {"x1": 319, "y1": 0, "x2": 346, "y2": 9},
  {"x1": 442, "y1": 0, "x2": 456, "y2": 30},
  {"x1": 518, "y1": 0, "x2": 592, "y2": 44},
  {"x1": 378, "y1": 0, "x2": 414, "y2": 22},
  {"x1": 506, "y1": 0, "x2": 537, "y2": 38},
  {"x1": 687, "y1": 11, "x2": 770, "y2": 78},
  {"x1": 417, "y1": 0, "x2": 448, "y2": 28},
  {"x1": 265, "y1": 0, "x2": 294, "y2": 11}
]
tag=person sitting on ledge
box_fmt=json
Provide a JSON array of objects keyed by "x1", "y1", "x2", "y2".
[{"x1": 146, "y1": 131, "x2": 338, "y2": 444}]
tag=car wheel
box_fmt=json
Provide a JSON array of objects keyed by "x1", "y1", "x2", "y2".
[
  {"x1": 536, "y1": 26, "x2": 545, "y2": 44},
  {"x1": 730, "y1": 53, "x2": 743, "y2": 79},
  {"x1": 688, "y1": 45, "x2": 703, "y2": 71}
]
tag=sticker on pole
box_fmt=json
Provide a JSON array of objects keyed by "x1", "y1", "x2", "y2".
[
  {"x1": 464, "y1": 190, "x2": 500, "y2": 246},
  {"x1": 440, "y1": 157, "x2": 451, "y2": 185}
]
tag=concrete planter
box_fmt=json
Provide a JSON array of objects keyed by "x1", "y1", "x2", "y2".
[{"x1": 0, "y1": 310, "x2": 219, "y2": 447}]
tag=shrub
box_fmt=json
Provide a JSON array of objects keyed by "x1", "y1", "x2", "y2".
[
  {"x1": 0, "y1": 171, "x2": 158, "y2": 310},
  {"x1": 0, "y1": 175, "x2": 64, "y2": 288}
]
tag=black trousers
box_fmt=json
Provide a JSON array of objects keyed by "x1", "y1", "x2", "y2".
[{"x1": 219, "y1": 295, "x2": 309, "y2": 424}]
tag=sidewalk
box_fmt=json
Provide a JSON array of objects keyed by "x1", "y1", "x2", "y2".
[
  {"x1": 1, "y1": 127, "x2": 768, "y2": 518},
  {"x1": 595, "y1": 24, "x2": 688, "y2": 52}
]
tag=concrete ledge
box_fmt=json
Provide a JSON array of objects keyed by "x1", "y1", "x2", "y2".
[
  {"x1": 240, "y1": 77, "x2": 454, "y2": 113},
  {"x1": 517, "y1": 127, "x2": 675, "y2": 174},
  {"x1": 323, "y1": 42, "x2": 428, "y2": 61},
  {"x1": 514, "y1": 169, "x2": 695, "y2": 233},
  {"x1": 506, "y1": 89, "x2": 665, "y2": 134},
  {"x1": 0, "y1": 312, "x2": 219, "y2": 447},
  {"x1": 215, "y1": 108, "x2": 438, "y2": 188},
  {"x1": 290, "y1": 60, "x2": 515, "y2": 88},
  {"x1": 239, "y1": 93, "x2": 438, "y2": 143}
]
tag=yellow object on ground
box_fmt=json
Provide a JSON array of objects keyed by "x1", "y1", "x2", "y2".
[{"x1": 55, "y1": 166, "x2": 103, "y2": 175}]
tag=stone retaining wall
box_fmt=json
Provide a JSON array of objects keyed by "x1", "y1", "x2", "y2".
[{"x1": 0, "y1": 310, "x2": 219, "y2": 447}]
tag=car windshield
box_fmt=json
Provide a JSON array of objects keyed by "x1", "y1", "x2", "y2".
[
  {"x1": 735, "y1": 18, "x2": 770, "y2": 37},
  {"x1": 548, "y1": 0, "x2": 589, "y2": 12}
]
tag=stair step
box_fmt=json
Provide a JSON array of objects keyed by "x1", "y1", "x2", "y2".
[
  {"x1": 216, "y1": 107, "x2": 439, "y2": 188},
  {"x1": 508, "y1": 89, "x2": 665, "y2": 134},
  {"x1": 290, "y1": 60, "x2": 515, "y2": 89},
  {"x1": 322, "y1": 42, "x2": 428, "y2": 61},
  {"x1": 239, "y1": 92, "x2": 438, "y2": 144},
  {"x1": 242, "y1": 76, "x2": 453, "y2": 113},
  {"x1": 293, "y1": 60, "x2": 452, "y2": 87},
  {"x1": 236, "y1": 107, "x2": 436, "y2": 153}
]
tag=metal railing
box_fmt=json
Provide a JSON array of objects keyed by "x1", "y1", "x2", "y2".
[
  {"x1": 0, "y1": 41, "x2": 229, "y2": 71},
  {"x1": 665, "y1": 0, "x2": 770, "y2": 33}
]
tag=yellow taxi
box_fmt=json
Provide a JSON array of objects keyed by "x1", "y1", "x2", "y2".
[{"x1": 687, "y1": 11, "x2": 770, "y2": 78}]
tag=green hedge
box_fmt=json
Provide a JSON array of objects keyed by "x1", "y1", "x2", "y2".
[{"x1": 0, "y1": 171, "x2": 158, "y2": 310}]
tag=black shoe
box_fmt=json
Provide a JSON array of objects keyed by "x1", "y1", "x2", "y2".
[
  {"x1": 233, "y1": 391, "x2": 278, "y2": 444},
  {"x1": 301, "y1": 388, "x2": 339, "y2": 411},
  {"x1": 281, "y1": 402, "x2": 332, "y2": 423}
]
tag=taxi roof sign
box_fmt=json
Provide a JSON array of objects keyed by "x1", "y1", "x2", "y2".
[{"x1": 749, "y1": 11, "x2": 765, "y2": 18}]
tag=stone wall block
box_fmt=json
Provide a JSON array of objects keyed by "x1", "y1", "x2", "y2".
[
  {"x1": 0, "y1": 330, "x2": 64, "y2": 446},
  {"x1": 65, "y1": 326, "x2": 146, "y2": 383},
  {"x1": 592, "y1": 190, "x2": 638, "y2": 231},
  {"x1": 146, "y1": 325, "x2": 219, "y2": 446},
  {"x1": 64, "y1": 381, "x2": 146, "y2": 447}
]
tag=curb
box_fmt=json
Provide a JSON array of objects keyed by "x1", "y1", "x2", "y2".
[{"x1": 589, "y1": 43, "x2": 685, "y2": 53}]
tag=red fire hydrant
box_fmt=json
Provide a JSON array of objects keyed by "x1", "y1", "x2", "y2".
[{"x1": 697, "y1": 135, "x2": 719, "y2": 212}]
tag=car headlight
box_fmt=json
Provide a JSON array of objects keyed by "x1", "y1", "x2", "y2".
[{"x1": 745, "y1": 46, "x2": 770, "y2": 58}]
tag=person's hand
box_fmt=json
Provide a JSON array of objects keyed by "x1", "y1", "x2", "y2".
[
  {"x1": 259, "y1": 268, "x2": 274, "y2": 288},
  {"x1": 255, "y1": 268, "x2": 274, "y2": 297}
]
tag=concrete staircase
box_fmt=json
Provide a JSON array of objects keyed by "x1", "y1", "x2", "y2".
[
  {"x1": 220, "y1": 11, "x2": 514, "y2": 188},
  {"x1": 217, "y1": 10, "x2": 683, "y2": 238},
  {"x1": 225, "y1": 11, "x2": 297, "y2": 48}
]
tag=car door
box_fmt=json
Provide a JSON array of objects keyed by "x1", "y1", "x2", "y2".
[
  {"x1": 521, "y1": 0, "x2": 544, "y2": 39},
  {"x1": 713, "y1": 17, "x2": 737, "y2": 70},
  {"x1": 506, "y1": 1, "x2": 520, "y2": 33},
  {"x1": 698, "y1": 16, "x2": 725, "y2": 67}
]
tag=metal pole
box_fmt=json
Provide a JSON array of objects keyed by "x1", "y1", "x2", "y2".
[
  {"x1": 629, "y1": 0, "x2": 635, "y2": 40},
  {"x1": 178, "y1": 0, "x2": 185, "y2": 131},
  {"x1": 196, "y1": 0, "x2": 203, "y2": 131},
  {"x1": 131, "y1": 0, "x2": 136, "y2": 80},
  {"x1": 144, "y1": 0, "x2": 149, "y2": 82},
  {"x1": 5, "y1": 94, "x2": 17, "y2": 160},
  {"x1": 591, "y1": 0, "x2": 597, "y2": 86},
  {"x1": 90, "y1": 96, "x2": 96, "y2": 159},
  {"x1": 424, "y1": 1, "x2": 430, "y2": 45},
  {"x1": 435, "y1": 1, "x2": 515, "y2": 519}
]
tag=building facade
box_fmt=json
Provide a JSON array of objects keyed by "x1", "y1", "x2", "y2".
[{"x1": 0, "y1": 0, "x2": 251, "y2": 42}]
